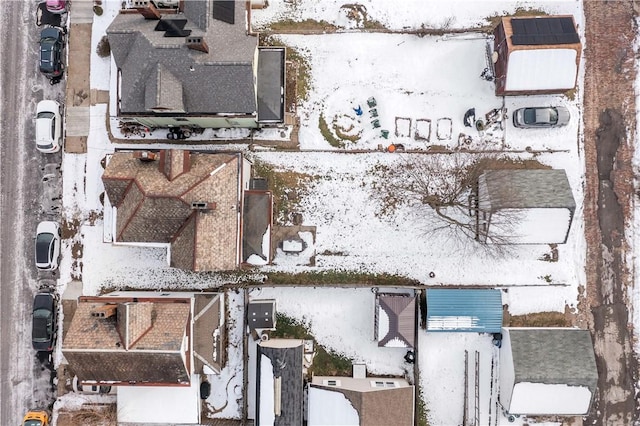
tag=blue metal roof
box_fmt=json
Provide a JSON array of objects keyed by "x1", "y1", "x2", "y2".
[{"x1": 426, "y1": 289, "x2": 503, "y2": 333}]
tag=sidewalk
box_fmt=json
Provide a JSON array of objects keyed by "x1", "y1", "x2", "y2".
[{"x1": 64, "y1": 0, "x2": 94, "y2": 154}]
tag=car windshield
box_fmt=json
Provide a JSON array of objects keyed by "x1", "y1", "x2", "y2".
[
  {"x1": 37, "y1": 112, "x2": 54, "y2": 119},
  {"x1": 23, "y1": 420, "x2": 43, "y2": 426},
  {"x1": 35, "y1": 233, "x2": 54, "y2": 263}
]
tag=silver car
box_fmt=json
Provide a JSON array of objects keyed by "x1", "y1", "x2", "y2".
[{"x1": 512, "y1": 106, "x2": 570, "y2": 128}]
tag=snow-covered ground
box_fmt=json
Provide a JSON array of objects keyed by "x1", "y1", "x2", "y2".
[{"x1": 54, "y1": 0, "x2": 591, "y2": 425}]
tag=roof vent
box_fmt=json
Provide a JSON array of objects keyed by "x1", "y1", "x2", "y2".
[
  {"x1": 191, "y1": 201, "x2": 216, "y2": 211},
  {"x1": 133, "y1": 151, "x2": 158, "y2": 162},
  {"x1": 186, "y1": 36, "x2": 209, "y2": 54}
]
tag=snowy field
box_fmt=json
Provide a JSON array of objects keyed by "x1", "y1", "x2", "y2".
[{"x1": 53, "y1": 1, "x2": 591, "y2": 425}]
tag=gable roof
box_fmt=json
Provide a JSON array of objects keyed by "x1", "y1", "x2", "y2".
[
  {"x1": 107, "y1": 1, "x2": 257, "y2": 115},
  {"x1": 62, "y1": 297, "x2": 192, "y2": 384},
  {"x1": 479, "y1": 169, "x2": 576, "y2": 211},
  {"x1": 506, "y1": 328, "x2": 598, "y2": 391},
  {"x1": 309, "y1": 379, "x2": 415, "y2": 426},
  {"x1": 242, "y1": 190, "x2": 273, "y2": 263},
  {"x1": 509, "y1": 16, "x2": 580, "y2": 46},
  {"x1": 376, "y1": 294, "x2": 415, "y2": 348},
  {"x1": 102, "y1": 150, "x2": 242, "y2": 271},
  {"x1": 256, "y1": 339, "x2": 303, "y2": 426}
]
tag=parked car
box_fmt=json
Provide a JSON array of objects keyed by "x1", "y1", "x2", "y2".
[
  {"x1": 35, "y1": 100, "x2": 62, "y2": 153},
  {"x1": 35, "y1": 221, "x2": 61, "y2": 271},
  {"x1": 45, "y1": 0, "x2": 67, "y2": 14},
  {"x1": 32, "y1": 293, "x2": 57, "y2": 352},
  {"x1": 152, "y1": 0, "x2": 179, "y2": 7},
  {"x1": 512, "y1": 106, "x2": 570, "y2": 128},
  {"x1": 72, "y1": 376, "x2": 115, "y2": 394},
  {"x1": 22, "y1": 410, "x2": 49, "y2": 426},
  {"x1": 39, "y1": 27, "x2": 65, "y2": 80}
]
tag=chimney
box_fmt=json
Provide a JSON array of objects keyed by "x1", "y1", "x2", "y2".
[
  {"x1": 191, "y1": 201, "x2": 217, "y2": 211},
  {"x1": 133, "y1": 0, "x2": 161, "y2": 19},
  {"x1": 133, "y1": 151, "x2": 158, "y2": 162},
  {"x1": 117, "y1": 302, "x2": 154, "y2": 350},
  {"x1": 91, "y1": 304, "x2": 117, "y2": 318},
  {"x1": 186, "y1": 36, "x2": 209, "y2": 54},
  {"x1": 159, "y1": 149, "x2": 191, "y2": 181}
]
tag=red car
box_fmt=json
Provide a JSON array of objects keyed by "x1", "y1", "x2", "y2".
[{"x1": 45, "y1": 0, "x2": 67, "y2": 14}]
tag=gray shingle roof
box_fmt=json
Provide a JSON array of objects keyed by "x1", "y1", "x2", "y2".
[
  {"x1": 107, "y1": 2, "x2": 257, "y2": 115},
  {"x1": 508, "y1": 328, "x2": 598, "y2": 391},
  {"x1": 377, "y1": 294, "x2": 415, "y2": 348},
  {"x1": 480, "y1": 169, "x2": 576, "y2": 211},
  {"x1": 257, "y1": 341, "x2": 304, "y2": 426}
]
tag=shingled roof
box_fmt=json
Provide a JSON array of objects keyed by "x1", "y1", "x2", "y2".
[
  {"x1": 107, "y1": 0, "x2": 257, "y2": 115},
  {"x1": 102, "y1": 150, "x2": 242, "y2": 271},
  {"x1": 375, "y1": 294, "x2": 415, "y2": 348},
  {"x1": 63, "y1": 298, "x2": 192, "y2": 384},
  {"x1": 478, "y1": 169, "x2": 576, "y2": 211}
]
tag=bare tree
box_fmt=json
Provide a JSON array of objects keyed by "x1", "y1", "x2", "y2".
[{"x1": 369, "y1": 153, "x2": 522, "y2": 255}]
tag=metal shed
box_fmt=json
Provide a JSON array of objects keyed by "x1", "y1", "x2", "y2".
[{"x1": 426, "y1": 289, "x2": 503, "y2": 333}]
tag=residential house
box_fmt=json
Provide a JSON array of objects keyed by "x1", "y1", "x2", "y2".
[
  {"x1": 475, "y1": 169, "x2": 576, "y2": 244},
  {"x1": 492, "y1": 15, "x2": 581, "y2": 95},
  {"x1": 498, "y1": 327, "x2": 598, "y2": 416},
  {"x1": 374, "y1": 292, "x2": 415, "y2": 348},
  {"x1": 308, "y1": 365, "x2": 414, "y2": 426},
  {"x1": 63, "y1": 291, "x2": 225, "y2": 423},
  {"x1": 425, "y1": 288, "x2": 503, "y2": 333},
  {"x1": 107, "y1": 0, "x2": 285, "y2": 129},
  {"x1": 101, "y1": 149, "x2": 272, "y2": 271},
  {"x1": 256, "y1": 339, "x2": 304, "y2": 426}
]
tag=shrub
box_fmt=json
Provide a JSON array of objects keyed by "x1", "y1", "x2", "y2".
[{"x1": 96, "y1": 36, "x2": 110, "y2": 58}]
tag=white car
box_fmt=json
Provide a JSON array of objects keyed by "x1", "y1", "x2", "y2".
[
  {"x1": 35, "y1": 221, "x2": 61, "y2": 271},
  {"x1": 36, "y1": 100, "x2": 62, "y2": 153}
]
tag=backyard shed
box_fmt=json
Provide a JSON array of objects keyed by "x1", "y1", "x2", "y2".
[
  {"x1": 374, "y1": 293, "x2": 416, "y2": 348},
  {"x1": 248, "y1": 299, "x2": 277, "y2": 331},
  {"x1": 492, "y1": 16, "x2": 581, "y2": 95},
  {"x1": 475, "y1": 169, "x2": 576, "y2": 244},
  {"x1": 498, "y1": 328, "x2": 598, "y2": 416},
  {"x1": 425, "y1": 289, "x2": 502, "y2": 333}
]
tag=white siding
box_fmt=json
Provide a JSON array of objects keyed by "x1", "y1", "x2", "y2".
[
  {"x1": 509, "y1": 382, "x2": 593, "y2": 415},
  {"x1": 505, "y1": 49, "x2": 578, "y2": 91},
  {"x1": 498, "y1": 329, "x2": 515, "y2": 412}
]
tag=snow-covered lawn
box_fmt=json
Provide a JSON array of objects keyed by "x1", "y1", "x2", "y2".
[{"x1": 54, "y1": 0, "x2": 591, "y2": 425}]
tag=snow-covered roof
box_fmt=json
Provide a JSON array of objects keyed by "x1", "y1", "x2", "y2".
[
  {"x1": 307, "y1": 386, "x2": 359, "y2": 426},
  {"x1": 505, "y1": 48, "x2": 578, "y2": 92},
  {"x1": 116, "y1": 375, "x2": 201, "y2": 424}
]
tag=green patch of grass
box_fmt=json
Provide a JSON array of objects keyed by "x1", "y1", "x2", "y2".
[
  {"x1": 265, "y1": 270, "x2": 420, "y2": 287},
  {"x1": 273, "y1": 314, "x2": 353, "y2": 377},
  {"x1": 505, "y1": 311, "x2": 571, "y2": 327},
  {"x1": 417, "y1": 386, "x2": 430, "y2": 426},
  {"x1": 265, "y1": 19, "x2": 338, "y2": 33},
  {"x1": 319, "y1": 113, "x2": 344, "y2": 148},
  {"x1": 252, "y1": 159, "x2": 312, "y2": 224}
]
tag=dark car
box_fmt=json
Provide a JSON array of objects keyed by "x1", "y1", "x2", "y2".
[
  {"x1": 39, "y1": 27, "x2": 65, "y2": 79},
  {"x1": 32, "y1": 293, "x2": 57, "y2": 352}
]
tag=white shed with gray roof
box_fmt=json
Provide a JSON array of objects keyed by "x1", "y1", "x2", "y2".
[
  {"x1": 476, "y1": 169, "x2": 576, "y2": 244},
  {"x1": 498, "y1": 327, "x2": 598, "y2": 416}
]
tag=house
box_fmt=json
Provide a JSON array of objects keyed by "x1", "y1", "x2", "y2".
[
  {"x1": 256, "y1": 339, "x2": 304, "y2": 426},
  {"x1": 492, "y1": 15, "x2": 581, "y2": 95},
  {"x1": 107, "y1": 0, "x2": 285, "y2": 129},
  {"x1": 101, "y1": 149, "x2": 272, "y2": 271},
  {"x1": 308, "y1": 365, "x2": 414, "y2": 426},
  {"x1": 498, "y1": 327, "x2": 598, "y2": 416},
  {"x1": 425, "y1": 289, "x2": 503, "y2": 333},
  {"x1": 62, "y1": 291, "x2": 225, "y2": 385},
  {"x1": 475, "y1": 169, "x2": 576, "y2": 244},
  {"x1": 374, "y1": 292, "x2": 415, "y2": 348},
  {"x1": 248, "y1": 299, "x2": 277, "y2": 332}
]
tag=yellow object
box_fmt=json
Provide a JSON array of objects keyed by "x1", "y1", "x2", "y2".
[{"x1": 22, "y1": 410, "x2": 49, "y2": 426}]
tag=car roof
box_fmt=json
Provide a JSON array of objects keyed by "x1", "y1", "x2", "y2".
[
  {"x1": 33, "y1": 293, "x2": 55, "y2": 311},
  {"x1": 40, "y1": 26, "x2": 62, "y2": 39}
]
